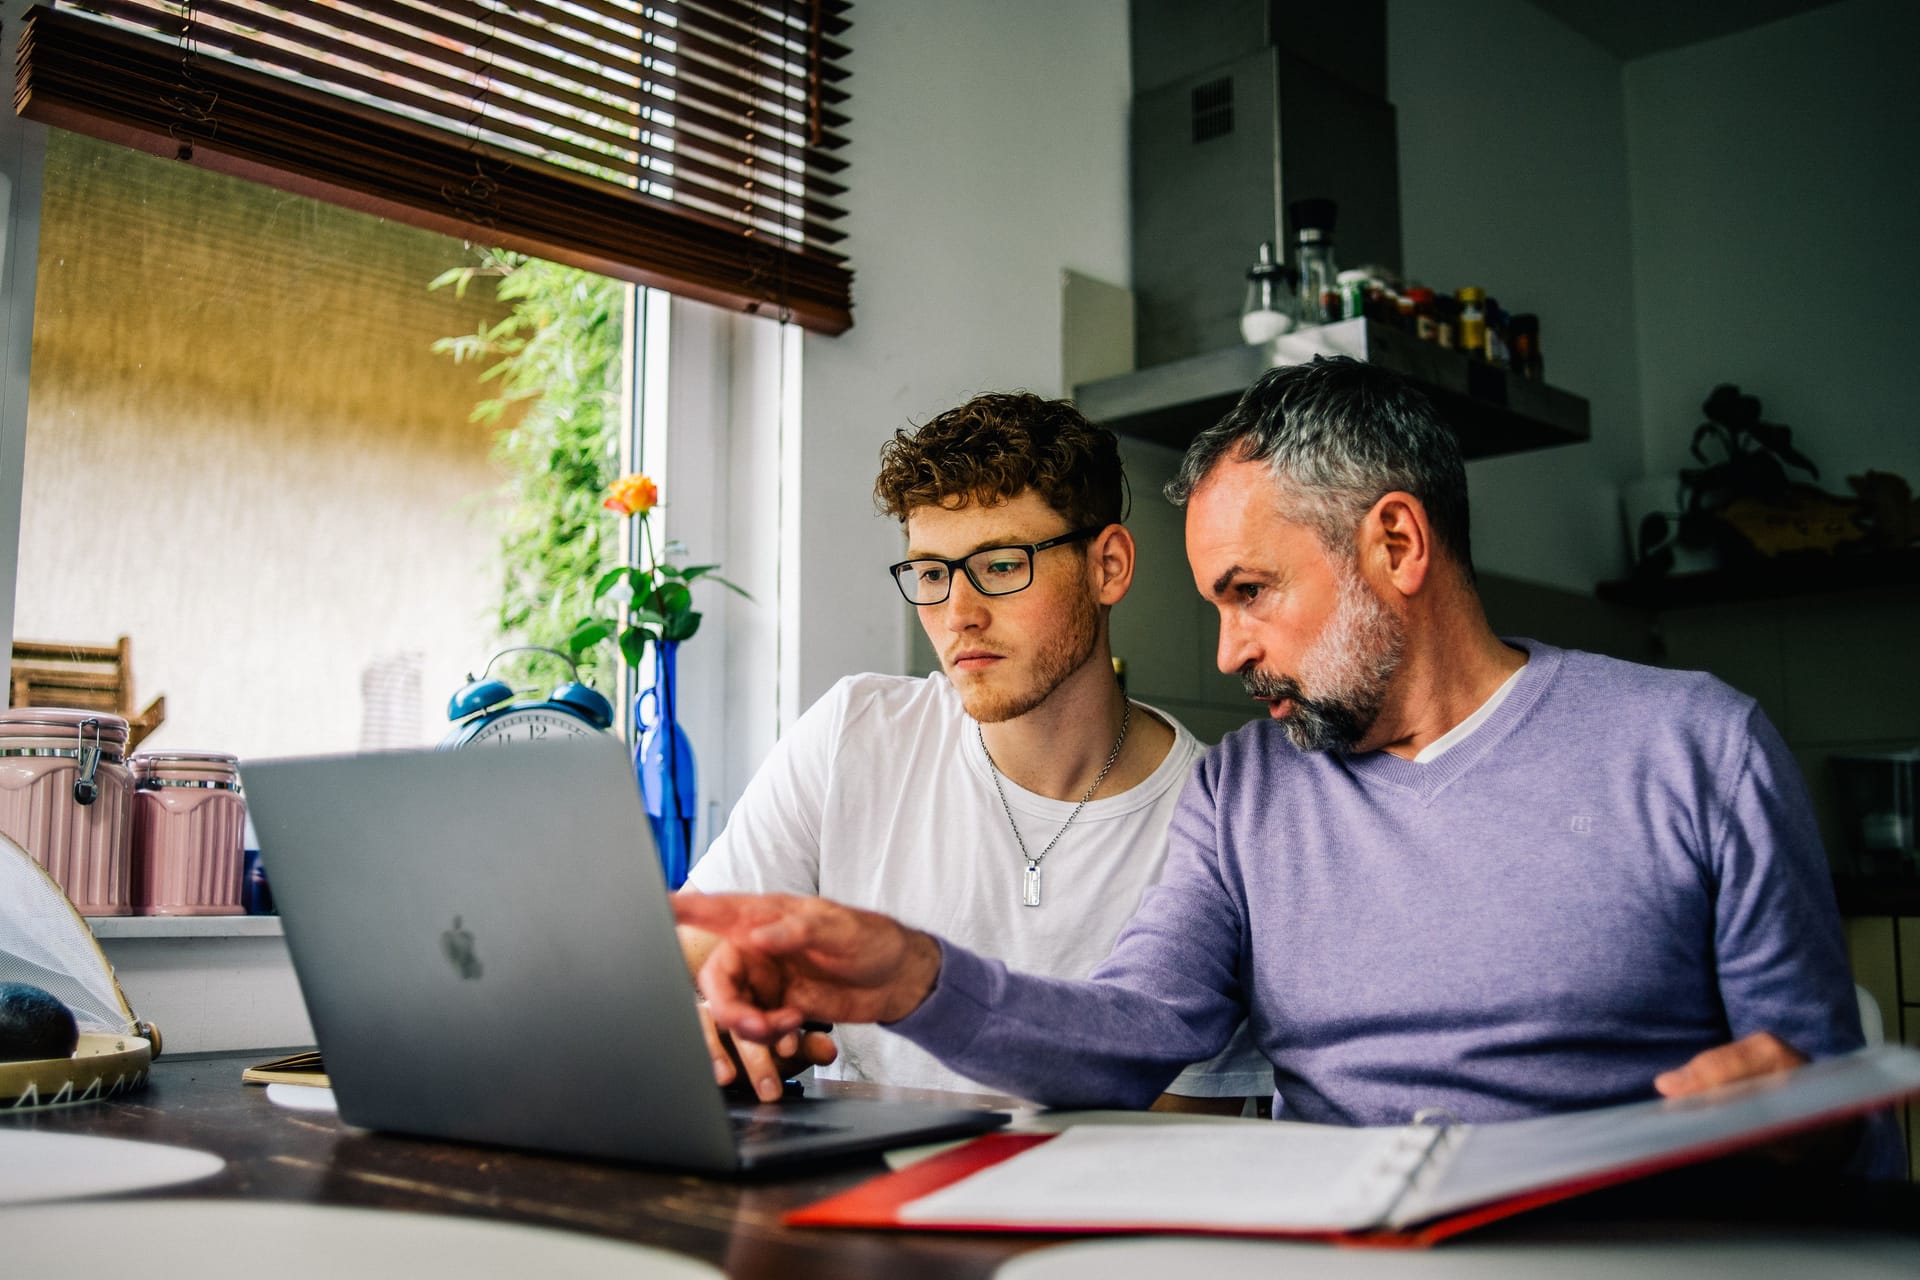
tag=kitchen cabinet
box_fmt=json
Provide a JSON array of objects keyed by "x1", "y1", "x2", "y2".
[{"x1": 1845, "y1": 915, "x2": 1920, "y2": 1180}]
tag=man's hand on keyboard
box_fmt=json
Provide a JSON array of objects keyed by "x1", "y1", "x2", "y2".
[{"x1": 699, "y1": 1000, "x2": 836, "y2": 1103}]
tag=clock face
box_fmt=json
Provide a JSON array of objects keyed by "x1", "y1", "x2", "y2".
[{"x1": 462, "y1": 706, "x2": 604, "y2": 747}]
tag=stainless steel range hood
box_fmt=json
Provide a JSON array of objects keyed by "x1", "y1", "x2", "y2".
[{"x1": 1079, "y1": 0, "x2": 1589, "y2": 460}]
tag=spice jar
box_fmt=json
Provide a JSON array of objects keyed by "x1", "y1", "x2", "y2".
[
  {"x1": 1456, "y1": 286, "x2": 1487, "y2": 357},
  {"x1": 1289, "y1": 198, "x2": 1340, "y2": 326},
  {"x1": 1239, "y1": 240, "x2": 1296, "y2": 343},
  {"x1": 1407, "y1": 287, "x2": 1438, "y2": 342},
  {"x1": 0, "y1": 709, "x2": 135, "y2": 914},
  {"x1": 1432, "y1": 294, "x2": 1461, "y2": 350},
  {"x1": 130, "y1": 751, "x2": 247, "y2": 916},
  {"x1": 1335, "y1": 270, "x2": 1370, "y2": 326},
  {"x1": 1509, "y1": 313, "x2": 1543, "y2": 380}
]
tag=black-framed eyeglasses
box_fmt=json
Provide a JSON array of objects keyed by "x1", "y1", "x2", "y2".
[{"x1": 888, "y1": 526, "x2": 1105, "y2": 605}]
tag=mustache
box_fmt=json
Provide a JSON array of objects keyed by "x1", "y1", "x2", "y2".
[
  {"x1": 1241, "y1": 664, "x2": 1369, "y2": 753},
  {"x1": 1241, "y1": 666, "x2": 1300, "y2": 702}
]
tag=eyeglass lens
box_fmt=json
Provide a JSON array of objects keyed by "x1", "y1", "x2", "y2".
[{"x1": 893, "y1": 546, "x2": 1034, "y2": 604}]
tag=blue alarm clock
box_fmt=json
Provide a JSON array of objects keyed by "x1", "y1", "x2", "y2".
[{"x1": 441, "y1": 647, "x2": 615, "y2": 748}]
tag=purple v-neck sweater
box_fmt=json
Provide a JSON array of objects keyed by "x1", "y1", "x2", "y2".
[{"x1": 894, "y1": 640, "x2": 1898, "y2": 1173}]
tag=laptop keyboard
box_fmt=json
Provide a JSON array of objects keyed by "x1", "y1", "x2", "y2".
[{"x1": 729, "y1": 1110, "x2": 844, "y2": 1146}]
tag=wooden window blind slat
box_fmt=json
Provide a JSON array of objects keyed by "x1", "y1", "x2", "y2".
[
  {"x1": 77, "y1": 1, "x2": 850, "y2": 175},
  {"x1": 17, "y1": 1, "x2": 853, "y2": 333}
]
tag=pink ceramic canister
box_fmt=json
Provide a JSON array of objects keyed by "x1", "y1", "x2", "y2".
[
  {"x1": 0, "y1": 709, "x2": 136, "y2": 915},
  {"x1": 130, "y1": 750, "x2": 246, "y2": 916}
]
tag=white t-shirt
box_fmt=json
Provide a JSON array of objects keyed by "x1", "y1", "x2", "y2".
[{"x1": 688, "y1": 672, "x2": 1270, "y2": 1098}]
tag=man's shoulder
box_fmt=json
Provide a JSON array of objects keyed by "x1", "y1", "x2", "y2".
[
  {"x1": 825, "y1": 669, "x2": 952, "y2": 708},
  {"x1": 807, "y1": 671, "x2": 965, "y2": 747},
  {"x1": 1145, "y1": 702, "x2": 1204, "y2": 762},
  {"x1": 1542, "y1": 643, "x2": 1755, "y2": 724},
  {"x1": 1195, "y1": 716, "x2": 1299, "y2": 779}
]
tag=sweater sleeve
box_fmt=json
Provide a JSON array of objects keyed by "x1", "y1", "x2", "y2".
[
  {"x1": 1710, "y1": 705, "x2": 1860, "y2": 1055},
  {"x1": 1711, "y1": 703, "x2": 1904, "y2": 1177},
  {"x1": 886, "y1": 762, "x2": 1251, "y2": 1108}
]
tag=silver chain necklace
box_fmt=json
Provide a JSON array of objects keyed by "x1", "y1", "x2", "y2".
[{"x1": 980, "y1": 701, "x2": 1132, "y2": 908}]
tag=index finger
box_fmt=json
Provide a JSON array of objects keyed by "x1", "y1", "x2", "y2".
[
  {"x1": 697, "y1": 940, "x2": 805, "y2": 1043},
  {"x1": 673, "y1": 891, "x2": 788, "y2": 935}
]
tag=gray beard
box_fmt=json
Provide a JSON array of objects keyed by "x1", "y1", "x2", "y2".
[
  {"x1": 1241, "y1": 667, "x2": 1379, "y2": 753},
  {"x1": 1241, "y1": 561, "x2": 1405, "y2": 753}
]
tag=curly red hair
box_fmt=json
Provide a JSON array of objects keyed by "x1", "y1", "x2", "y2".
[{"x1": 874, "y1": 392, "x2": 1125, "y2": 529}]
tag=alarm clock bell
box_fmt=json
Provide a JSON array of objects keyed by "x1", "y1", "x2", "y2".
[{"x1": 442, "y1": 647, "x2": 615, "y2": 749}]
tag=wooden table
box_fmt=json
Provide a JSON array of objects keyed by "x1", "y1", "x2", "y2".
[
  {"x1": 2, "y1": 1050, "x2": 1044, "y2": 1279},
  {"x1": 7, "y1": 1050, "x2": 1920, "y2": 1278}
]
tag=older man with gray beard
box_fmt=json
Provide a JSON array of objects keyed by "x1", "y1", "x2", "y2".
[{"x1": 678, "y1": 357, "x2": 1899, "y2": 1178}]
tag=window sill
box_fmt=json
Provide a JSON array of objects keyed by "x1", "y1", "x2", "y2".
[{"x1": 84, "y1": 915, "x2": 284, "y2": 940}]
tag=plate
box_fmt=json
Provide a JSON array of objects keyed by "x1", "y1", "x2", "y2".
[
  {"x1": 0, "y1": 1031, "x2": 150, "y2": 1110},
  {"x1": 0, "y1": 1131, "x2": 224, "y2": 1204},
  {"x1": 0, "y1": 1200, "x2": 726, "y2": 1278}
]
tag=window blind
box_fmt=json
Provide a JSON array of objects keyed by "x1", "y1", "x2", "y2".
[{"x1": 14, "y1": 1, "x2": 854, "y2": 333}]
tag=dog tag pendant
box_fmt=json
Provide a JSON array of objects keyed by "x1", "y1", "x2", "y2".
[{"x1": 1022, "y1": 860, "x2": 1042, "y2": 907}]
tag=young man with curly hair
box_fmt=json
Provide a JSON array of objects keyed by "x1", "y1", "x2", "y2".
[{"x1": 679, "y1": 392, "x2": 1266, "y2": 1108}]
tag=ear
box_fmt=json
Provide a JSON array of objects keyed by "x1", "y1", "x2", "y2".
[
  {"x1": 1361, "y1": 492, "x2": 1431, "y2": 599},
  {"x1": 1086, "y1": 523, "x2": 1135, "y2": 607}
]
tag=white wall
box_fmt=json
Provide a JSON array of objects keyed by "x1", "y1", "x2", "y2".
[
  {"x1": 1390, "y1": 0, "x2": 1644, "y2": 591},
  {"x1": 794, "y1": 0, "x2": 1133, "y2": 698},
  {"x1": 1625, "y1": 0, "x2": 1920, "y2": 489}
]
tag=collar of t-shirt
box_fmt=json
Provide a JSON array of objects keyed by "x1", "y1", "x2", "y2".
[{"x1": 1410, "y1": 662, "x2": 1528, "y2": 764}]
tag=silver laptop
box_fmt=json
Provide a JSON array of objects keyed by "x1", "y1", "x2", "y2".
[{"x1": 240, "y1": 736, "x2": 1008, "y2": 1173}]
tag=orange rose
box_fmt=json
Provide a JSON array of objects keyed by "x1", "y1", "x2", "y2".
[{"x1": 603, "y1": 473, "x2": 659, "y2": 517}]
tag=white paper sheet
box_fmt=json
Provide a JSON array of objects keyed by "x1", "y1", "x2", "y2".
[
  {"x1": 267, "y1": 1082, "x2": 340, "y2": 1112},
  {"x1": 900, "y1": 1122, "x2": 1423, "y2": 1232},
  {"x1": 995, "y1": 1233, "x2": 1920, "y2": 1280},
  {"x1": 1406, "y1": 1045, "x2": 1920, "y2": 1225}
]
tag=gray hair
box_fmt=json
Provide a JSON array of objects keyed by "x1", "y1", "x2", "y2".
[{"x1": 1163, "y1": 356, "x2": 1473, "y2": 576}]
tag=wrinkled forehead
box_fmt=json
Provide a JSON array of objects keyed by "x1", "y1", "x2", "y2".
[{"x1": 1183, "y1": 461, "x2": 1333, "y2": 581}]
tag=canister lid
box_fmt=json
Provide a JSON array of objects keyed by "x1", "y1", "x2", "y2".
[
  {"x1": 130, "y1": 750, "x2": 241, "y2": 785},
  {"x1": 130, "y1": 750, "x2": 239, "y2": 769},
  {"x1": 0, "y1": 707, "x2": 130, "y2": 747}
]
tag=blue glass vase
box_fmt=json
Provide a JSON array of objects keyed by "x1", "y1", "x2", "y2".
[{"x1": 636, "y1": 640, "x2": 698, "y2": 890}]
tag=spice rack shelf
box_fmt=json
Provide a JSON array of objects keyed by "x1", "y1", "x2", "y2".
[
  {"x1": 1597, "y1": 548, "x2": 1920, "y2": 611},
  {"x1": 1074, "y1": 318, "x2": 1590, "y2": 458}
]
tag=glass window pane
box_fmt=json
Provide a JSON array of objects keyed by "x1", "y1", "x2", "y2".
[{"x1": 14, "y1": 130, "x2": 625, "y2": 757}]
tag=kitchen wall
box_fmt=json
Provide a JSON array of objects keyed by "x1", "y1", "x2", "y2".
[
  {"x1": 792, "y1": 0, "x2": 1133, "y2": 710},
  {"x1": 1617, "y1": 0, "x2": 1920, "y2": 865},
  {"x1": 1624, "y1": 0, "x2": 1920, "y2": 491},
  {"x1": 1390, "y1": 0, "x2": 1644, "y2": 594}
]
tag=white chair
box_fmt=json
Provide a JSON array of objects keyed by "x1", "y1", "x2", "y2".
[{"x1": 1856, "y1": 983, "x2": 1885, "y2": 1048}]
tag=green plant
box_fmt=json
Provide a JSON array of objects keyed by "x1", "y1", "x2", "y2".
[
  {"x1": 1635, "y1": 384, "x2": 1819, "y2": 576},
  {"x1": 565, "y1": 474, "x2": 750, "y2": 669},
  {"x1": 431, "y1": 250, "x2": 624, "y2": 687}
]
